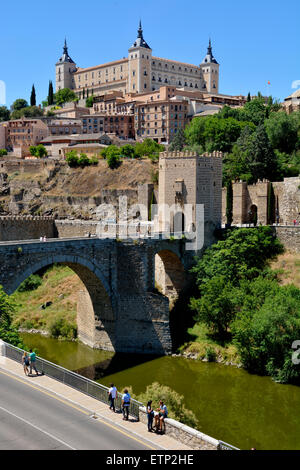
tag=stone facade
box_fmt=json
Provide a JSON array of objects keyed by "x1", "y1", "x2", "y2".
[
  {"x1": 56, "y1": 24, "x2": 219, "y2": 98},
  {"x1": 222, "y1": 177, "x2": 300, "y2": 226},
  {"x1": 273, "y1": 226, "x2": 300, "y2": 253},
  {"x1": 0, "y1": 237, "x2": 194, "y2": 354},
  {"x1": 158, "y1": 150, "x2": 223, "y2": 236},
  {"x1": 0, "y1": 216, "x2": 55, "y2": 241}
]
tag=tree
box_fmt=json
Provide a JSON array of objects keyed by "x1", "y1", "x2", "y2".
[
  {"x1": 169, "y1": 129, "x2": 186, "y2": 151},
  {"x1": 66, "y1": 150, "x2": 79, "y2": 167},
  {"x1": 247, "y1": 124, "x2": 278, "y2": 182},
  {"x1": 240, "y1": 98, "x2": 267, "y2": 125},
  {"x1": 0, "y1": 106, "x2": 10, "y2": 122},
  {"x1": 29, "y1": 144, "x2": 47, "y2": 158},
  {"x1": 265, "y1": 111, "x2": 298, "y2": 154},
  {"x1": 136, "y1": 382, "x2": 198, "y2": 428},
  {"x1": 30, "y1": 84, "x2": 36, "y2": 107},
  {"x1": 54, "y1": 88, "x2": 78, "y2": 106},
  {"x1": 86, "y1": 96, "x2": 94, "y2": 108},
  {"x1": 106, "y1": 146, "x2": 121, "y2": 169},
  {"x1": 120, "y1": 144, "x2": 135, "y2": 158},
  {"x1": 0, "y1": 285, "x2": 24, "y2": 348},
  {"x1": 48, "y1": 81, "x2": 54, "y2": 106},
  {"x1": 12, "y1": 98, "x2": 28, "y2": 111},
  {"x1": 233, "y1": 285, "x2": 300, "y2": 383},
  {"x1": 190, "y1": 276, "x2": 236, "y2": 337},
  {"x1": 247, "y1": 92, "x2": 251, "y2": 102},
  {"x1": 226, "y1": 180, "x2": 233, "y2": 227}
]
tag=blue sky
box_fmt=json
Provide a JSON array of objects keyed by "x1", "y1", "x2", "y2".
[{"x1": 1, "y1": 0, "x2": 299, "y2": 107}]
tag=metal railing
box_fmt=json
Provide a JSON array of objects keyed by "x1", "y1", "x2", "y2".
[
  {"x1": 3, "y1": 342, "x2": 142, "y2": 420},
  {"x1": 218, "y1": 440, "x2": 240, "y2": 450}
]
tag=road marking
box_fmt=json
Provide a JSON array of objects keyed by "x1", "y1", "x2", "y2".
[
  {"x1": 0, "y1": 404, "x2": 76, "y2": 450},
  {"x1": 0, "y1": 369, "x2": 156, "y2": 450}
]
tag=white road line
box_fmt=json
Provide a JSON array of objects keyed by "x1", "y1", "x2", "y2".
[{"x1": 0, "y1": 404, "x2": 76, "y2": 450}]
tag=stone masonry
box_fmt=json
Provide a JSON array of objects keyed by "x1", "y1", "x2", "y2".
[{"x1": 0, "y1": 237, "x2": 194, "y2": 354}]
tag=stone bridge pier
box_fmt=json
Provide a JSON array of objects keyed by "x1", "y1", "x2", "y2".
[{"x1": 0, "y1": 238, "x2": 194, "y2": 355}]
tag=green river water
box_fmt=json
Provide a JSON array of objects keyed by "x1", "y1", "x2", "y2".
[{"x1": 20, "y1": 332, "x2": 300, "y2": 450}]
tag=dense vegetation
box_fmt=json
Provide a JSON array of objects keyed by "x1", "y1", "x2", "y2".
[
  {"x1": 65, "y1": 150, "x2": 99, "y2": 168},
  {"x1": 0, "y1": 286, "x2": 24, "y2": 348},
  {"x1": 171, "y1": 97, "x2": 300, "y2": 184},
  {"x1": 100, "y1": 139, "x2": 165, "y2": 168},
  {"x1": 189, "y1": 227, "x2": 300, "y2": 384}
]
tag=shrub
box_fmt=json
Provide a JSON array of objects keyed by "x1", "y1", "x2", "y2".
[
  {"x1": 18, "y1": 274, "x2": 42, "y2": 292},
  {"x1": 66, "y1": 150, "x2": 79, "y2": 167},
  {"x1": 136, "y1": 382, "x2": 198, "y2": 429},
  {"x1": 48, "y1": 316, "x2": 77, "y2": 340},
  {"x1": 0, "y1": 149, "x2": 8, "y2": 157},
  {"x1": 205, "y1": 347, "x2": 217, "y2": 362}
]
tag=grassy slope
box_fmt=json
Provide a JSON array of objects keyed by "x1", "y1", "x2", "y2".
[
  {"x1": 11, "y1": 265, "x2": 83, "y2": 334},
  {"x1": 180, "y1": 252, "x2": 300, "y2": 363}
]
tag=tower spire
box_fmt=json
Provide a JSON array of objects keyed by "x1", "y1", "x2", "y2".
[{"x1": 138, "y1": 20, "x2": 143, "y2": 38}]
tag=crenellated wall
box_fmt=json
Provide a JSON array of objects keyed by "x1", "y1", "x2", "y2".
[{"x1": 0, "y1": 216, "x2": 55, "y2": 241}]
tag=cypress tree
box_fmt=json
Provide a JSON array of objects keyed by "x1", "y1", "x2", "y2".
[
  {"x1": 226, "y1": 180, "x2": 233, "y2": 227},
  {"x1": 30, "y1": 84, "x2": 36, "y2": 106},
  {"x1": 267, "y1": 182, "x2": 275, "y2": 225},
  {"x1": 48, "y1": 81, "x2": 54, "y2": 105},
  {"x1": 247, "y1": 92, "x2": 251, "y2": 102},
  {"x1": 86, "y1": 88, "x2": 89, "y2": 98}
]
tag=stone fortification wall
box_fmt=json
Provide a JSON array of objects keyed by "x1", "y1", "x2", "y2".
[
  {"x1": 222, "y1": 177, "x2": 300, "y2": 226},
  {"x1": 273, "y1": 226, "x2": 300, "y2": 253},
  {"x1": 0, "y1": 216, "x2": 55, "y2": 241},
  {"x1": 55, "y1": 220, "x2": 99, "y2": 238},
  {"x1": 158, "y1": 151, "x2": 223, "y2": 237},
  {"x1": 0, "y1": 158, "x2": 57, "y2": 175}
]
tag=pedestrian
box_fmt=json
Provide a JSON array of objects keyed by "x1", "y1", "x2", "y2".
[
  {"x1": 146, "y1": 400, "x2": 154, "y2": 432},
  {"x1": 22, "y1": 352, "x2": 30, "y2": 376},
  {"x1": 108, "y1": 383, "x2": 118, "y2": 412},
  {"x1": 39, "y1": 236, "x2": 43, "y2": 242},
  {"x1": 29, "y1": 349, "x2": 39, "y2": 376},
  {"x1": 43, "y1": 235, "x2": 47, "y2": 242},
  {"x1": 122, "y1": 388, "x2": 131, "y2": 421},
  {"x1": 155, "y1": 400, "x2": 168, "y2": 434}
]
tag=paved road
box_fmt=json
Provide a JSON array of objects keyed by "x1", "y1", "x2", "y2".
[{"x1": 0, "y1": 370, "x2": 157, "y2": 450}]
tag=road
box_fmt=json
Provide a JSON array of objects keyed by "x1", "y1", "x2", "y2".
[{"x1": 0, "y1": 370, "x2": 157, "y2": 450}]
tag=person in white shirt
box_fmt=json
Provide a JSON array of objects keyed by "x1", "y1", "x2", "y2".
[{"x1": 108, "y1": 383, "x2": 118, "y2": 412}]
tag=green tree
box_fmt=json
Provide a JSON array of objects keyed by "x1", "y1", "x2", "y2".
[
  {"x1": 0, "y1": 149, "x2": 8, "y2": 157},
  {"x1": 54, "y1": 88, "x2": 78, "y2": 106},
  {"x1": 136, "y1": 382, "x2": 198, "y2": 428},
  {"x1": 29, "y1": 144, "x2": 47, "y2": 158},
  {"x1": 0, "y1": 286, "x2": 24, "y2": 348},
  {"x1": 12, "y1": 98, "x2": 28, "y2": 111},
  {"x1": 247, "y1": 124, "x2": 278, "y2": 182},
  {"x1": 48, "y1": 81, "x2": 54, "y2": 106},
  {"x1": 240, "y1": 98, "x2": 267, "y2": 125},
  {"x1": 0, "y1": 106, "x2": 10, "y2": 122},
  {"x1": 120, "y1": 144, "x2": 135, "y2": 158},
  {"x1": 86, "y1": 96, "x2": 94, "y2": 108},
  {"x1": 265, "y1": 111, "x2": 298, "y2": 154},
  {"x1": 78, "y1": 152, "x2": 90, "y2": 167},
  {"x1": 66, "y1": 150, "x2": 79, "y2": 167},
  {"x1": 190, "y1": 276, "x2": 236, "y2": 337},
  {"x1": 30, "y1": 84, "x2": 36, "y2": 107},
  {"x1": 169, "y1": 129, "x2": 186, "y2": 151},
  {"x1": 232, "y1": 285, "x2": 300, "y2": 383},
  {"x1": 226, "y1": 180, "x2": 233, "y2": 226},
  {"x1": 106, "y1": 146, "x2": 121, "y2": 169},
  {"x1": 247, "y1": 92, "x2": 251, "y2": 102}
]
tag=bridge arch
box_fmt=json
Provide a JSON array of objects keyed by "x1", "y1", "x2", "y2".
[
  {"x1": 154, "y1": 248, "x2": 186, "y2": 304},
  {"x1": 9, "y1": 254, "x2": 116, "y2": 352}
]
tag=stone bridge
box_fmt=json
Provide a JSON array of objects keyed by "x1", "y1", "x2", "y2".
[{"x1": 0, "y1": 237, "x2": 195, "y2": 355}]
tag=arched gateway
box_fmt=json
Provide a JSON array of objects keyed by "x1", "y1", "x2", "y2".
[{"x1": 0, "y1": 238, "x2": 193, "y2": 355}]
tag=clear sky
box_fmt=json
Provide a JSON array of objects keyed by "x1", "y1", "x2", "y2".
[{"x1": 1, "y1": 0, "x2": 299, "y2": 107}]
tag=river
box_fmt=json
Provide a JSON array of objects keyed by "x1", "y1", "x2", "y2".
[{"x1": 20, "y1": 332, "x2": 300, "y2": 450}]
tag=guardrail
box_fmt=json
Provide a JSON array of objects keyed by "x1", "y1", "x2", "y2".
[
  {"x1": 2, "y1": 342, "x2": 142, "y2": 420},
  {"x1": 218, "y1": 440, "x2": 240, "y2": 450}
]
